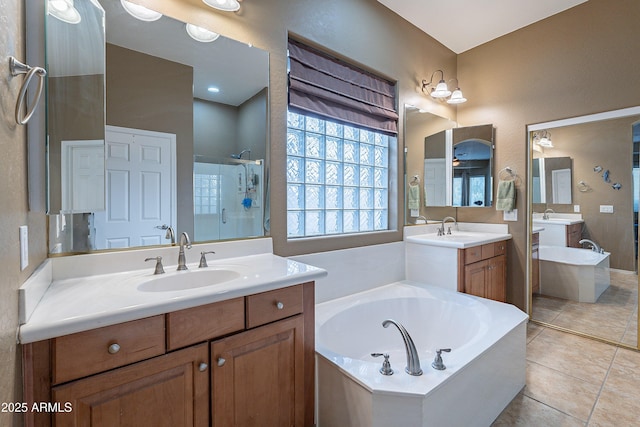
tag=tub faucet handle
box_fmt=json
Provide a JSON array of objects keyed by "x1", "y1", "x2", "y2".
[
  {"x1": 371, "y1": 353, "x2": 393, "y2": 376},
  {"x1": 431, "y1": 348, "x2": 451, "y2": 371}
]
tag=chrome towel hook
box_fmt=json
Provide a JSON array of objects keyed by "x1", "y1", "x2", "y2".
[{"x1": 9, "y1": 56, "x2": 47, "y2": 125}]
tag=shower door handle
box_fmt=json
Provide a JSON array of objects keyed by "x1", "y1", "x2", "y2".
[{"x1": 221, "y1": 208, "x2": 227, "y2": 224}]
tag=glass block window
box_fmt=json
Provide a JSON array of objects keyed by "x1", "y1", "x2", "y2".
[
  {"x1": 194, "y1": 173, "x2": 219, "y2": 215},
  {"x1": 469, "y1": 176, "x2": 486, "y2": 207},
  {"x1": 287, "y1": 111, "x2": 391, "y2": 238}
]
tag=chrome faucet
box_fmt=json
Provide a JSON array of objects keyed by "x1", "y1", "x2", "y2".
[
  {"x1": 579, "y1": 238, "x2": 604, "y2": 254},
  {"x1": 382, "y1": 319, "x2": 422, "y2": 376},
  {"x1": 542, "y1": 208, "x2": 555, "y2": 220},
  {"x1": 177, "y1": 232, "x2": 192, "y2": 270},
  {"x1": 440, "y1": 216, "x2": 458, "y2": 235}
]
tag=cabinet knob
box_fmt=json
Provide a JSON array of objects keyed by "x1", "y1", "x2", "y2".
[
  {"x1": 198, "y1": 362, "x2": 208, "y2": 372},
  {"x1": 217, "y1": 357, "x2": 226, "y2": 367},
  {"x1": 108, "y1": 343, "x2": 121, "y2": 354},
  {"x1": 276, "y1": 301, "x2": 284, "y2": 310}
]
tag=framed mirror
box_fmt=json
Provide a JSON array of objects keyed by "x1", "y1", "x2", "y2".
[
  {"x1": 528, "y1": 106, "x2": 640, "y2": 348},
  {"x1": 46, "y1": 0, "x2": 269, "y2": 254}
]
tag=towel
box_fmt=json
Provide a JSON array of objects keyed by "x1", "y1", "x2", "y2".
[
  {"x1": 408, "y1": 184, "x2": 420, "y2": 210},
  {"x1": 496, "y1": 180, "x2": 516, "y2": 211}
]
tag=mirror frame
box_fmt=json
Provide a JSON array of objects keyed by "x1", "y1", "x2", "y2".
[{"x1": 527, "y1": 105, "x2": 640, "y2": 350}]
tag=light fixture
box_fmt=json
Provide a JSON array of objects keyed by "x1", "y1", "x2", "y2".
[
  {"x1": 533, "y1": 130, "x2": 554, "y2": 148},
  {"x1": 186, "y1": 23, "x2": 220, "y2": 42},
  {"x1": 202, "y1": 0, "x2": 241, "y2": 12},
  {"x1": 48, "y1": 0, "x2": 81, "y2": 24},
  {"x1": 422, "y1": 70, "x2": 467, "y2": 104},
  {"x1": 120, "y1": 0, "x2": 162, "y2": 22},
  {"x1": 207, "y1": 86, "x2": 220, "y2": 93}
]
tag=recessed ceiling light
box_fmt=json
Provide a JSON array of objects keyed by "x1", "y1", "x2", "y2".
[
  {"x1": 120, "y1": 0, "x2": 162, "y2": 22},
  {"x1": 186, "y1": 24, "x2": 220, "y2": 43},
  {"x1": 208, "y1": 86, "x2": 220, "y2": 93},
  {"x1": 202, "y1": 0, "x2": 240, "y2": 12},
  {"x1": 48, "y1": 0, "x2": 82, "y2": 24}
]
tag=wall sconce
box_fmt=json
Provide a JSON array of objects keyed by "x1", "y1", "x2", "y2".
[
  {"x1": 186, "y1": 23, "x2": 220, "y2": 42},
  {"x1": 422, "y1": 70, "x2": 467, "y2": 104},
  {"x1": 48, "y1": 0, "x2": 82, "y2": 24},
  {"x1": 452, "y1": 147, "x2": 460, "y2": 166},
  {"x1": 203, "y1": 0, "x2": 241, "y2": 12},
  {"x1": 121, "y1": 0, "x2": 163, "y2": 21},
  {"x1": 533, "y1": 130, "x2": 553, "y2": 148}
]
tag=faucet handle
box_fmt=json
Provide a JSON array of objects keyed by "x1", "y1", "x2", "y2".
[
  {"x1": 371, "y1": 353, "x2": 393, "y2": 376},
  {"x1": 431, "y1": 348, "x2": 451, "y2": 371},
  {"x1": 145, "y1": 256, "x2": 165, "y2": 275},
  {"x1": 199, "y1": 251, "x2": 216, "y2": 268}
]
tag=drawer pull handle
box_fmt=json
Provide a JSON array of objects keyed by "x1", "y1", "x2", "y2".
[
  {"x1": 276, "y1": 301, "x2": 284, "y2": 310},
  {"x1": 198, "y1": 362, "x2": 208, "y2": 372},
  {"x1": 108, "y1": 343, "x2": 121, "y2": 354},
  {"x1": 217, "y1": 357, "x2": 226, "y2": 367}
]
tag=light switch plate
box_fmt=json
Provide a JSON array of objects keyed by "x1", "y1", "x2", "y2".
[
  {"x1": 19, "y1": 225, "x2": 28, "y2": 271},
  {"x1": 574, "y1": 205, "x2": 580, "y2": 213},
  {"x1": 600, "y1": 205, "x2": 614, "y2": 213},
  {"x1": 503, "y1": 209, "x2": 518, "y2": 221}
]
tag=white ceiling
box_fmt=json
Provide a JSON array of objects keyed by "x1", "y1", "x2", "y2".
[{"x1": 376, "y1": 0, "x2": 588, "y2": 53}]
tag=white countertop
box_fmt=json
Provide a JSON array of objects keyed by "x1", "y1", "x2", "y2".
[
  {"x1": 19, "y1": 251, "x2": 327, "y2": 344},
  {"x1": 404, "y1": 222, "x2": 512, "y2": 249}
]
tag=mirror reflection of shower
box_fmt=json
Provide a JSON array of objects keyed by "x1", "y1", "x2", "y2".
[
  {"x1": 193, "y1": 155, "x2": 264, "y2": 242},
  {"x1": 231, "y1": 149, "x2": 251, "y2": 159}
]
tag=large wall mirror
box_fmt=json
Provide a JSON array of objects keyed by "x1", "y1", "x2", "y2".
[
  {"x1": 528, "y1": 106, "x2": 640, "y2": 348},
  {"x1": 46, "y1": 0, "x2": 269, "y2": 255},
  {"x1": 404, "y1": 105, "x2": 495, "y2": 223}
]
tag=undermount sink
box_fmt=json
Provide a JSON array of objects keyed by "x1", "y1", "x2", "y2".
[{"x1": 138, "y1": 268, "x2": 241, "y2": 292}]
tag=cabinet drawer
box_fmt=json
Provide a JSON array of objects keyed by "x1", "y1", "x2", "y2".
[
  {"x1": 53, "y1": 315, "x2": 165, "y2": 384},
  {"x1": 493, "y1": 240, "x2": 507, "y2": 256},
  {"x1": 464, "y1": 246, "x2": 483, "y2": 264},
  {"x1": 532, "y1": 232, "x2": 539, "y2": 245},
  {"x1": 167, "y1": 297, "x2": 245, "y2": 350},
  {"x1": 246, "y1": 285, "x2": 304, "y2": 328}
]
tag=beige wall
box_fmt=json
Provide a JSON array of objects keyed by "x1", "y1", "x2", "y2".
[
  {"x1": 0, "y1": 1, "x2": 48, "y2": 425},
  {"x1": 457, "y1": 0, "x2": 640, "y2": 308}
]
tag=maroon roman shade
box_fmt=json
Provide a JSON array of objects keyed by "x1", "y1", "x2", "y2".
[{"x1": 288, "y1": 38, "x2": 398, "y2": 135}]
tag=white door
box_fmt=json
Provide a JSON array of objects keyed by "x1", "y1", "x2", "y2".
[
  {"x1": 61, "y1": 140, "x2": 105, "y2": 213},
  {"x1": 93, "y1": 126, "x2": 176, "y2": 250},
  {"x1": 552, "y1": 168, "x2": 572, "y2": 204},
  {"x1": 424, "y1": 158, "x2": 447, "y2": 206}
]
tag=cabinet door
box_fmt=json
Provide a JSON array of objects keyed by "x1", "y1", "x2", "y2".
[
  {"x1": 487, "y1": 255, "x2": 507, "y2": 302},
  {"x1": 211, "y1": 315, "x2": 304, "y2": 427},
  {"x1": 532, "y1": 244, "x2": 540, "y2": 294},
  {"x1": 464, "y1": 260, "x2": 487, "y2": 298},
  {"x1": 53, "y1": 344, "x2": 209, "y2": 427}
]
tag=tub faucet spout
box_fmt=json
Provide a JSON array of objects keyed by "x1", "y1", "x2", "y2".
[
  {"x1": 579, "y1": 238, "x2": 603, "y2": 254},
  {"x1": 382, "y1": 319, "x2": 422, "y2": 376}
]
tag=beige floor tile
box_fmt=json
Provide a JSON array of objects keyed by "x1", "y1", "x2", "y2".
[
  {"x1": 527, "y1": 322, "x2": 545, "y2": 343},
  {"x1": 524, "y1": 361, "x2": 600, "y2": 422},
  {"x1": 492, "y1": 393, "x2": 585, "y2": 427},
  {"x1": 551, "y1": 306, "x2": 628, "y2": 342},
  {"x1": 526, "y1": 329, "x2": 615, "y2": 384},
  {"x1": 588, "y1": 387, "x2": 640, "y2": 426}
]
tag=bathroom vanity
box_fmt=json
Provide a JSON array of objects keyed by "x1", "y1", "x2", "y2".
[
  {"x1": 404, "y1": 223, "x2": 511, "y2": 302},
  {"x1": 19, "y1": 239, "x2": 325, "y2": 427},
  {"x1": 532, "y1": 214, "x2": 584, "y2": 247}
]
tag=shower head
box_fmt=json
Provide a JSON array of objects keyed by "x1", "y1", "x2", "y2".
[{"x1": 231, "y1": 149, "x2": 251, "y2": 159}]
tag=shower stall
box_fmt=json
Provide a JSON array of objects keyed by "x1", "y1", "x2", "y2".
[{"x1": 193, "y1": 156, "x2": 265, "y2": 242}]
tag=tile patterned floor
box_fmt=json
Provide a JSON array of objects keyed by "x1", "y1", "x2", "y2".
[
  {"x1": 492, "y1": 323, "x2": 640, "y2": 426},
  {"x1": 531, "y1": 269, "x2": 638, "y2": 346}
]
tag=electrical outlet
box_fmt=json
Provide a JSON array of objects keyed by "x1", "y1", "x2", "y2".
[
  {"x1": 503, "y1": 209, "x2": 518, "y2": 221},
  {"x1": 574, "y1": 205, "x2": 580, "y2": 213},
  {"x1": 599, "y1": 205, "x2": 614, "y2": 213},
  {"x1": 19, "y1": 226, "x2": 28, "y2": 271}
]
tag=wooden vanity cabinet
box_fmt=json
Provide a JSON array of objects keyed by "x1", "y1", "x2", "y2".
[
  {"x1": 531, "y1": 232, "x2": 540, "y2": 294},
  {"x1": 566, "y1": 222, "x2": 582, "y2": 247},
  {"x1": 458, "y1": 241, "x2": 507, "y2": 302},
  {"x1": 22, "y1": 282, "x2": 315, "y2": 427}
]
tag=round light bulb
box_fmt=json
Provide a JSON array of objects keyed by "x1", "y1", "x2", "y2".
[
  {"x1": 121, "y1": 0, "x2": 163, "y2": 22},
  {"x1": 186, "y1": 23, "x2": 220, "y2": 43},
  {"x1": 48, "y1": 0, "x2": 81, "y2": 24},
  {"x1": 202, "y1": 0, "x2": 240, "y2": 12}
]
